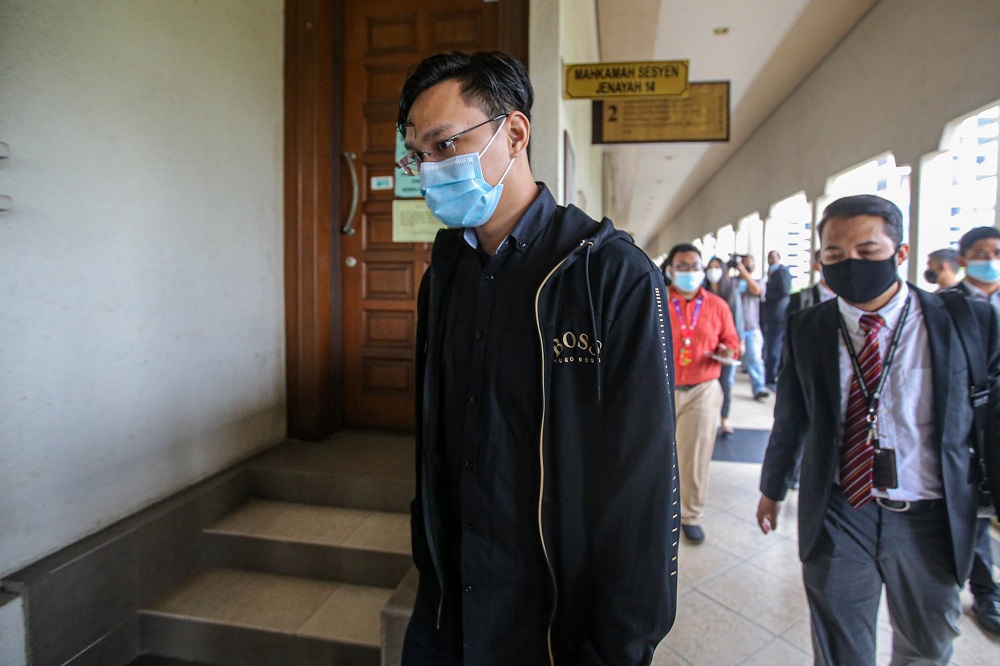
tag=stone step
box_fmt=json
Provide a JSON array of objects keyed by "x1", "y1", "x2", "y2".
[
  {"x1": 380, "y1": 567, "x2": 418, "y2": 666},
  {"x1": 201, "y1": 499, "x2": 412, "y2": 588},
  {"x1": 140, "y1": 568, "x2": 393, "y2": 666},
  {"x1": 248, "y1": 436, "x2": 415, "y2": 514}
]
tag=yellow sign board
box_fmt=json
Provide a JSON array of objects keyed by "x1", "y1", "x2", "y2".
[
  {"x1": 591, "y1": 81, "x2": 730, "y2": 144},
  {"x1": 564, "y1": 60, "x2": 689, "y2": 99}
]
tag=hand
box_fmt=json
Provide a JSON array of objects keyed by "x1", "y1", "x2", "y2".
[
  {"x1": 739, "y1": 341, "x2": 746, "y2": 356},
  {"x1": 715, "y1": 344, "x2": 736, "y2": 359},
  {"x1": 756, "y1": 496, "x2": 781, "y2": 534}
]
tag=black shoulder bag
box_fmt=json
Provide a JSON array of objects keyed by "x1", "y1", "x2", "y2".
[{"x1": 939, "y1": 289, "x2": 994, "y2": 517}]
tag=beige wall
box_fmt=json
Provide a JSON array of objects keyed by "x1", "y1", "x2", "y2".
[
  {"x1": 529, "y1": 0, "x2": 603, "y2": 219},
  {"x1": 0, "y1": 0, "x2": 285, "y2": 599},
  {"x1": 654, "y1": 0, "x2": 1000, "y2": 255}
]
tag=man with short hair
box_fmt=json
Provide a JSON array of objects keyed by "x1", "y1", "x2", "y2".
[
  {"x1": 666, "y1": 243, "x2": 740, "y2": 544},
  {"x1": 925, "y1": 247, "x2": 962, "y2": 289},
  {"x1": 761, "y1": 250, "x2": 792, "y2": 389},
  {"x1": 734, "y1": 255, "x2": 769, "y2": 400},
  {"x1": 756, "y1": 194, "x2": 1000, "y2": 664},
  {"x1": 398, "y1": 51, "x2": 678, "y2": 664},
  {"x1": 944, "y1": 226, "x2": 1000, "y2": 635}
]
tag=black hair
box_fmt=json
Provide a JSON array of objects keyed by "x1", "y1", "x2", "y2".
[
  {"x1": 958, "y1": 227, "x2": 1000, "y2": 255},
  {"x1": 927, "y1": 247, "x2": 960, "y2": 270},
  {"x1": 397, "y1": 51, "x2": 533, "y2": 137},
  {"x1": 817, "y1": 194, "x2": 903, "y2": 246},
  {"x1": 666, "y1": 243, "x2": 701, "y2": 268},
  {"x1": 706, "y1": 256, "x2": 736, "y2": 302}
]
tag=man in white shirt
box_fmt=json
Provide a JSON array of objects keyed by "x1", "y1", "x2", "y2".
[{"x1": 755, "y1": 195, "x2": 1000, "y2": 664}]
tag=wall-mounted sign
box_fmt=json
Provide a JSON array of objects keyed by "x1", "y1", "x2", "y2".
[
  {"x1": 591, "y1": 81, "x2": 730, "y2": 144},
  {"x1": 394, "y1": 133, "x2": 422, "y2": 198},
  {"x1": 392, "y1": 199, "x2": 444, "y2": 243},
  {"x1": 564, "y1": 60, "x2": 689, "y2": 100},
  {"x1": 371, "y1": 175, "x2": 393, "y2": 191}
]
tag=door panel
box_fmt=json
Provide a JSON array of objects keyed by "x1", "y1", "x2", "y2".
[{"x1": 340, "y1": 0, "x2": 501, "y2": 429}]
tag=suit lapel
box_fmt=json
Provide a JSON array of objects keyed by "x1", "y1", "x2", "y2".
[{"x1": 817, "y1": 300, "x2": 843, "y2": 428}]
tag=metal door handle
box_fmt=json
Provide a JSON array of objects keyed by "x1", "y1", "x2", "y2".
[{"x1": 341, "y1": 151, "x2": 359, "y2": 235}]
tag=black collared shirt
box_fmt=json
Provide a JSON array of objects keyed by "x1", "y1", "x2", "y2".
[{"x1": 439, "y1": 185, "x2": 558, "y2": 659}]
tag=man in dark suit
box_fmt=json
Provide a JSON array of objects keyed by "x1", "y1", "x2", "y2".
[
  {"x1": 787, "y1": 251, "x2": 835, "y2": 316},
  {"x1": 760, "y1": 250, "x2": 792, "y2": 389},
  {"x1": 944, "y1": 226, "x2": 1000, "y2": 635},
  {"x1": 756, "y1": 195, "x2": 1000, "y2": 664}
]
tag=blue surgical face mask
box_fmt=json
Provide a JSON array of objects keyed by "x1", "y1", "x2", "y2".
[
  {"x1": 768, "y1": 263, "x2": 779, "y2": 273},
  {"x1": 672, "y1": 270, "x2": 705, "y2": 293},
  {"x1": 966, "y1": 259, "x2": 1000, "y2": 284},
  {"x1": 419, "y1": 118, "x2": 514, "y2": 228}
]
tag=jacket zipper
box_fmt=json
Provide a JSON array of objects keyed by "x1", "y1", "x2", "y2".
[{"x1": 533, "y1": 240, "x2": 589, "y2": 666}]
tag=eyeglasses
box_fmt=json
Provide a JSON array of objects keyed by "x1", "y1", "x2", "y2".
[{"x1": 396, "y1": 113, "x2": 508, "y2": 176}]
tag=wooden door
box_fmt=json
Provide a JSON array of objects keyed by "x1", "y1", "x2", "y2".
[{"x1": 340, "y1": 1, "x2": 507, "y2": 430}]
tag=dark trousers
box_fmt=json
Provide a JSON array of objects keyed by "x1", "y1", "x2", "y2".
[
  {"x1": 719, "y1": 363, "x2": 735, "y2": 419},
  {"x1": 970, "y1": 517, "x2": 1000, "y2": 601},
  {"x1": 762, "y1": 319, "x2": 784, "y2": 385},
  {"x1": 802, "y1": 491, "x2": 960, "y2": 665}
]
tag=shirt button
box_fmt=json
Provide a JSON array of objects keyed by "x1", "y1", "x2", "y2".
[
  {"x1": 464, "y1": 460, "x2": 473, "y2": 469},
  {"x1": 464, "y1": 523, "x2": 475, "y2": 531},
  {"x1": 464, "y1": 585, "x2": 473, "y2": 593},
  {"x1": 469, "y1": 395, "x2": 478, "y2": 404},
  {"x1": 475, "y1": 331, "x2": 484, "y2": 340},
  {"x1": 518, "y1": 241, "x2": 527, "y2": 248}
]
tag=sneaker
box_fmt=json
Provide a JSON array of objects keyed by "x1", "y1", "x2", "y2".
[
  {"x1": 753, "y1": 391, "x2": 771, "y2": 401},
  {"x1": 973, "y1": 598, "x2": 1000, "y2": 635},
  {"x1": 681, "y1": 524, "x2": 705, "y2": 543}
]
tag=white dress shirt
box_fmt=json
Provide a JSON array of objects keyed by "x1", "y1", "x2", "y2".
[{"x1": 835, "y1": 281, "x2": 941, "y2": 501}]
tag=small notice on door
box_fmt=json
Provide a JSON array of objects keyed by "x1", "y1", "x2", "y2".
[{"x1": 393, "y1": 199, "x2": 445, "y2": 243}]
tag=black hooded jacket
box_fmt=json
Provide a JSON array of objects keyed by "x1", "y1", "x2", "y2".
[{"x1": 412, "y1": 192, "x2": 679, "y2": 665}]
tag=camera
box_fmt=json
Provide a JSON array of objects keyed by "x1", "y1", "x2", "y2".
[{"x1": 726, "y1": 253, "x2": 748, "y2": 270}]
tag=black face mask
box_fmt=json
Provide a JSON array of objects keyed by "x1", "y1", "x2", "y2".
[
  {"x1": 923, "y1": 268, "x2": 938, "y2": 284},
  {"x1": 822, "y1": 256, "x2": 899, "y2": 304}
]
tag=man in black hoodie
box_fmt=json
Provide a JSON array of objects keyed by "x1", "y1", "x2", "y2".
[{"x1": 397, "y1": 51, "x2": 678, "y2": 665}]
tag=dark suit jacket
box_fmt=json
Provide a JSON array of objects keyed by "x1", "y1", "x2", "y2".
[
  {"x1": 760, "y1": 284, "x2": 1000, "y2": 584},
  {"x1": 761, "y1": 265, "x2": 792, "y2": 325}
]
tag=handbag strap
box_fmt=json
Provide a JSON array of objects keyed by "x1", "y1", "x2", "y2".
[{"x1": 939, "y1": 289, "x2": 990, "y2": 484}]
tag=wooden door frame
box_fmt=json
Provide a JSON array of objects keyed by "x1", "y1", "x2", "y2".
[{"x1": 284, "y1": 0, "x2": 529, "y2": 440}]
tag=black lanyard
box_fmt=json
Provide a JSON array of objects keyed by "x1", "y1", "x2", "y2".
[{"x1": 837, "y1": 295, "x2": 911, "y2": 424}]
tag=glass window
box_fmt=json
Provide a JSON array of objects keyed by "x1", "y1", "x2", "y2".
[
  {"x1": 917, "y1": 103, "x2": 999, "y2": 290},
  {"x1": 764, "y1": 193, "x2": 813, "y2": 291}
]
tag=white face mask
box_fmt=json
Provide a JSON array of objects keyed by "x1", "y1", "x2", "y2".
[
  {"x1": 419, "y1": 117, "x2": 515, "y2": 228},
  {"x1": 706, "y1": 268, "x2": 723, "y2": 284},
  {"x1": 671, "y1": 270, "x2": 705, "y2": 293}
]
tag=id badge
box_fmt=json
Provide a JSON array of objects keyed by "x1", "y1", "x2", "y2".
[{"x1": 872, "y1": 445, "x2": 899, "y2": 489}]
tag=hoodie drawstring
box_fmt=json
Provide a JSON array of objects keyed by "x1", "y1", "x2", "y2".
[{"x1": 583, "y1": 241, "x2": 602, "y2": 402}]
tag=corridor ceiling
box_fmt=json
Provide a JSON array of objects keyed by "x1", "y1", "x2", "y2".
[{"x1": 594, "y1": 0, "x2": 878, "y2": 247}]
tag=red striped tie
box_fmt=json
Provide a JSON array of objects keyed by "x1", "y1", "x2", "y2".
[{"x1": 840, "y1": 313, "x2": 885, "y2": 509}]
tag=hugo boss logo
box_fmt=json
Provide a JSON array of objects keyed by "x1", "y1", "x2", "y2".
[{"x1": 553, "y1": 331, "x2": 602, "y2": 364}]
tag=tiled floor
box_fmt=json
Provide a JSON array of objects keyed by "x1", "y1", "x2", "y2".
[{"x1": 652, "y1": 374, "x2": 1000, "y2": 665}]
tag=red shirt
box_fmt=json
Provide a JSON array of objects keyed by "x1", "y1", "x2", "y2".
[{"x1": 668, "y1": 286, "x2": 740, "y2": 386}]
